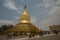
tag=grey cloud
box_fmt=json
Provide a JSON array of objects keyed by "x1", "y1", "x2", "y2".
[
  {"x1": 0, "y1": 20, "x2": 15, "y2": 26},
  {"x1": 42, "y1": 0, "x2": 60, "y2": 26},
  {"x1": 39, "y1": 0, "x2": 60, "y2": 31},
  {"x1": 3, "y1": 0, "x2": 23, "y2": 14}
]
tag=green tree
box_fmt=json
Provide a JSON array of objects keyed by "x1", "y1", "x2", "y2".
[{"x1": 0, "y1": 24, "x2": 13, "y2": 32}]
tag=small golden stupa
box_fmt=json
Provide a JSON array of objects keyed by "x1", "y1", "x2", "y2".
[{"x1": 3, "y1": 6, "x2": 41, "y2": 35}]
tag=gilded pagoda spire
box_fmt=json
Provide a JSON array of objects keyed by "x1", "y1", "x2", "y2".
[{"x1": 20, "y1": 5, "x2": 30, "y2": 23}]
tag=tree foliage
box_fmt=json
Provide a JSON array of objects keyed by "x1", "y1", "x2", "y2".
[{"x1": 0, "y1": 24, "x2": 13, "y2": 32}]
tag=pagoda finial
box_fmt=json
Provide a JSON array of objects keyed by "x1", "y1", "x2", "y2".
[
  {"x1": 24, "y1": 4, "x2": 26, "y2": 8},
  {"x1": 23, "y1": 4, "x2": 27, "y2": 11},
  {"x1": 24, "y1": 5, "x2": 27, "y2": 9}
]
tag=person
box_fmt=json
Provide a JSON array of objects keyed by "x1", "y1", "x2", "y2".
[
  {"x1": 7, "y1": 33, "x2": 11, "y2": 39},
  {"x1": 54, "y1": 30, "x2": 58, "y2": 34},
  {"x1": 31, "y1": 33, "x2": 34, "y2": 38},
  {"x1": 29, "y1": 34, "x2": 31, "y2": 38}
]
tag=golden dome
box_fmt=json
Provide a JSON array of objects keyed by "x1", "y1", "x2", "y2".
[{"x1": 20, "y1": 6, "x2": 30, "y2": 23}]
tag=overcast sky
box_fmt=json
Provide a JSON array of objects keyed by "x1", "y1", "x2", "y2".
[{"x1": 0, "y1": 0, "x2": 60, "y2": 31}]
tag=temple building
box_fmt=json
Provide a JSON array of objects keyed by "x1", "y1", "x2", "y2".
[
  {"x1": 3, "y1": 6, "x2": 41, "y2": 35},
  {"x1": 49, "y1": 25, "x2": 60, "y2": 33}
]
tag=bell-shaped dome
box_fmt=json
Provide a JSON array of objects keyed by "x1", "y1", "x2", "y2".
[{"x1": 20, "y1": 6, "x2": 30, "y2": 23}]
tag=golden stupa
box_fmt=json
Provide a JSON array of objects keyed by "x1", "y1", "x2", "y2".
[{"x1": 3, "y1": 6, "x2": 41, "y2": 35}]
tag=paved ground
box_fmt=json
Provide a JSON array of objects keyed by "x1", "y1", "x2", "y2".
[
  {"x1": 0, "y1": 34, "x2": 60, "y2": 40},
  {"x1": 27, "y1": 34, "x2": 60, "y2": 40}
]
